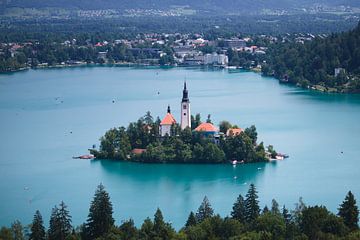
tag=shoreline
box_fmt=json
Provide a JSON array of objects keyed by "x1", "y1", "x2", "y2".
[{"x1": 1, "y1": 63, "x2": 357, "y2": 94}]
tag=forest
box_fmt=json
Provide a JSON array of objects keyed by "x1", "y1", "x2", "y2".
[
  {"x1": 0, "y1": 183, "x2": 358, "y2": 240},
  {"x1": 262, "y1": 22, "x2": 360, "y2": 92},
  {"x1": 90, "y1": 112, "x2": 272, "y2": 164}
]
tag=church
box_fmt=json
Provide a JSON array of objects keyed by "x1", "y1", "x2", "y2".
[{"x1": 160, "y1": 82, "x2": 191, "y2": 136}]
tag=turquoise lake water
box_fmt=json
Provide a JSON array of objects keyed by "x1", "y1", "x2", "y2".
[{"x1": 0, "y1": 66, "x2": 359, "y2": 229}]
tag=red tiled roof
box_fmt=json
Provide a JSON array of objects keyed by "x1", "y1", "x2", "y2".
[
  {"x1": 226, "y1": 128, "x2": 244, "y2": 136},
  {"x1": 160, "y1": 113, "x2": 176, "y2": 125},
  {"x1": 194, "y1": 122, "x2": 218, "y2": 132},
  {"x1": 132, "y1": 148, "x2": 146, "y2": 155}
]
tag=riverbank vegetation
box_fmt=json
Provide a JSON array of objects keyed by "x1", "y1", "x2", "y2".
[
  {"x1": 1, "y1": 184, "x2": 358, "y2": 240},
  {"x1": 262, "y1": 22, "x2": 360, "y2": 93},
  {"x1": 90, "y1": 112, "x2": 270, "y2": 164}
]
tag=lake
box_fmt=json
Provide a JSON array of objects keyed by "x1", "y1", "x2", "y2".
[{"x1": 0, "y1": 66, "x2": 359, "y2": 229}]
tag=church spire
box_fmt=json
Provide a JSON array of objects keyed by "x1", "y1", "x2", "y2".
[
  {"x1": 167, "y1": 105, "x2": 171, "y2": 113},
  {"x1": 182, "y1": 81, "x2": 189, "y2": 102}
]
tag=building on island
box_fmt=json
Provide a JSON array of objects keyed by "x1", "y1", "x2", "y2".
[
  {"x1": 194, "y1": 122, "x2": 219, "y2": 136},
  {"x1": 160, "y1": 105, "x2": 176, "y2": 136},
  {"x1": 181, "y1": 82, "x2": 191, "y2": 130},
  {"x1": 226, "y1": 128, "x2": 244, "y2": 137}
]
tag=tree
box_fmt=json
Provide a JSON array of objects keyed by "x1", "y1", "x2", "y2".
[
  {"x1": 271, "y1": 199, "x2": 280, "y2": 215},
  {"x1": 85, "y1": 184, "x2": 114, "y2": 239},
  {"x1": 11, "y1": 221, "x2": 24, "y2": 240},
  {"x1": 256, "y1": 212, "x2": 286, "y2": 240},
  {"x1": 30, "y1": 210, "x2": 46, "y2": 240},
  {"x1": 0, "y1": 227, "x2": 13, "y2": 240},
  {"x1": 118, "y1": 219, "x2": 138, "y2": 240},
  {"x1": 196, "y1": 196, "x2": 214, "y2": 223},
  {"x1": 185, "y1": 212, "x2": 197, "y2": 228},
  {"x1": 231, "y1": 194, "x2": 246, "y2": 223},
  {"x1": 245, "y1": 184, "x2": 260, "y2": 223},
  {"x1": 48, "y1": 202, "x2": 72, "y2": 240},
  {"x1": 245, "y1": 125, "x2": 257, "y2": 145},
  {"x1": 206, "y1": 114, "x2": 212, "y2": 124},
  {"x1": 219, "y1": 121, "x2": 232, "y2": 134},
  {"x1": 338, "y1": 191, "x2": 359, "y2": 231}
]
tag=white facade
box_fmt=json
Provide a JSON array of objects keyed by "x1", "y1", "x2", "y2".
[
  {"x1": 181, "y1": 101, "x2": 191, "y2": 130},
  {"x1": 160, "y1": 124, "x2": 171, "y2": 137},
  {"x1": 203, "y1": 53, "x2": 228, "y2": 65}
]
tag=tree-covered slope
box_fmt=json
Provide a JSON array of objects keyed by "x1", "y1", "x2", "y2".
[
  {"x1": 2, "y1": 0, "x2": 360, "y2": 12},
  {"x1": 262, "y1": 22, "x2": 360, "y2": 92}
]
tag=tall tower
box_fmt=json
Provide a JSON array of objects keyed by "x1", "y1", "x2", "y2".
[{"x1": 181, "y1": 82, "x2": 191, "y2": 130}]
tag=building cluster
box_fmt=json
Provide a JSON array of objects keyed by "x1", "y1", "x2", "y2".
[{"x1": 159, "y1": 83, "x2": 243, "y2": 143}]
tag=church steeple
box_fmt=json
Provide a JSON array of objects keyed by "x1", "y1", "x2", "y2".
[
  {"x1": 182, "y1": 81, "x2": 189, "y2": 102},
  {"x1": 167, "y1": 105, "x2": 171, "y2": 113},
  {"x1": 180, "y1": 81, "x2": 191, "y2": 130}
]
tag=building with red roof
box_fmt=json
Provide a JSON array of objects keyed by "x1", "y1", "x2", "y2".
[
  {"x1": 194, "y1": 122, "x2": 219, "y2": 134},
  {"x1": 160, "y1": 105, "x2": 176, "y2": 136}
]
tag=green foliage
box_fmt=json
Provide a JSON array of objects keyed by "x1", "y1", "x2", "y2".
[
  {"x1": 219, "y1": 120, "x2": 232, "y2": 134},
  {"x1": 48, "y1": 202, "x2": 72, "y2": 240},
  {"x1": 338, "y1": 191, "x2": 359, "y2": 231},
  {"x1": 263, "y1": 23, "x2": 360, "y2": 92},
  {"x1": 30, "y1": 211, "x2": 46, "y2": 240},
  {"x1": 185, "y1": 212, "x2": 197, "y2": 228},
  {"x1": 95, "y1": 112, "x2": 267, "y2": 164},
  {"x1": 231, "y1": 194, "x2": 246, "y2": 223},
  {"x1": 256, "y1": 212, "x2": 286, "y2": 240},
  {"x1": 245, "y1": 184, "x2": 260, "y2": 224},
  {"x1": 85, "y1": 184, "x2": 114, "y2": 239},
  {"x1": 300, "y1": 206, "x2": 348, "y2": 239},
  {"x1": 1, "y1": 184, "x2": 360, "y2": 240},
  {"x1": 196, "y1": 196, "x2": 214, "y2": 223}
]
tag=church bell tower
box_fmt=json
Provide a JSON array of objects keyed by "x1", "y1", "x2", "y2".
[{"x1": 181, "y1": 82, "x2": 191, "y2": 130}]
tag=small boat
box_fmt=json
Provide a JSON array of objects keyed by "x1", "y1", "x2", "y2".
[
  {"x1": 73, "y1": 154, "x2": 95, "y2": 160},
  {"x1": 232, "y1": 160, "x2": 238, "y2": 165}
]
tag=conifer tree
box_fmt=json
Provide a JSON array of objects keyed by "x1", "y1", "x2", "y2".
[
  {"x1": 196, "y1": 196, "x2": 214, "y2": 223},
  {"x1": 11, "y1": 220, "x2": 24, "y2": 240},
  {"x1": 244, "y1": 184, "x2": 260, "y2": 223},
  {"x1": 85, "y1": 184, "x2": 114, "y2": 239},
  {"x1": 262, "y1": 205, "x2": 269, "y2": 214},
  {"x1": 48, "y1": 202, "x2": 72, "y2": 240},
  {"x1": 271, "y1": 199, "x2": 280, "y2": 215},
  {"x1": 338, "y1": 191, "x2": 359, "y2": 231},
  {"x1": 153, "y1": 208, "x2": 165, "y2": 235},
  {"x1": 185, "y1": 212, "x2": 197, "y2": 228},
  {"x1": 30, "y1": 210, "x2": 46, "y2": 240},
  {"x1": 231, "y1": 194, "x2": 246, "y2": 223},
  {"x1": 282, "y1": 205, "x2": 291, "y2": 225}
]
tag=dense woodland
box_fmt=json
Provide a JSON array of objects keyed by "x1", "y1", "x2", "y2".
[
  {"x1": 262, "y1": 22, "x2": 360, "y2": 92},
  {"x1": 0, "y1": 183, "x2": 358, "y2": 240},
  {"x1": 91, "y1": 112, "x2": 270, "y2": 164}
]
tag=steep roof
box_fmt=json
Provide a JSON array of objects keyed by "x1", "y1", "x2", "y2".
[
  {"x1": 160, "y1": 113, "x2": 176, "y2": 125},
  {"x1": 194, "y1": 122, "x2": 218, "y2": 132}
]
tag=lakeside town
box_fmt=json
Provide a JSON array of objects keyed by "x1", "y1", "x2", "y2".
[{"x1": 0, "y1": 31, "x2": 322, "y2": 71}]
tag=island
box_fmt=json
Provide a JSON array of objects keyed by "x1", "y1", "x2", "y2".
[{"x1": 90, "y1": 83, "x2": 281, "y2": 164}]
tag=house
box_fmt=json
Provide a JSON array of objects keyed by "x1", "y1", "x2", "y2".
[
  {"x1": 194, "y1": 123, "x2": 219, "y2": 136},
  {"x1": 160, "y1": 106, "x2": 177, "y2": 136}
]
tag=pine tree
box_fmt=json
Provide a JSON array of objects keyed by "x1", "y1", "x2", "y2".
[
  {"x1": 85, "y1": 184, "x2": 114, "y2": 239},
  {"x1": 11, "y1": 220, "x2": 24, "y2": 240},
  {"x1": 30, "y1": 210, "x2": 46, "y2": 240},
  {"x1": 338, "y1": 191, "x2": 359, "y2": 231},
  {"x1": 196, "y1": 196, "x2": 214, "y2": 223},
  {"x1": 185, "y1": 212, "x2": 197, "y2": 228},
  {"x1": 48, "y1": 202, "x2": 72, "y2": 240},
  {"x1": 262, "y1": 205, "x2": 269, "y2": 214},
  {"x1": 271, "y1": 199, "x2": 280, "y2": 215},
  {"x1": 231, "y1": 194, "x2": 246, "y2": 223},
  {"x1": 282, "y1": 205, "x2": 291, "y2": 225},
  {"x1": 244, "y1": 184, "x2": 260, "y2": 223},
  {"x1": 153, "y1": 208, "x2": 165, "y2": 235}
]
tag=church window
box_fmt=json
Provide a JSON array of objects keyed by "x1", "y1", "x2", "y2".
[{"x1": 183, "y1": 105, "x2": 186, "y2": 109}]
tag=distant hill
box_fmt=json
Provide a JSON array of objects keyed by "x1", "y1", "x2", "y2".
[
  {"x1": 2, "y1": 0, "x2": 360, "y2": 13},
  {"x1": 263, "y1": 22, "x2": 360, "y2": 92}
]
